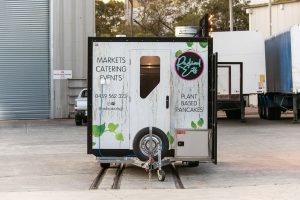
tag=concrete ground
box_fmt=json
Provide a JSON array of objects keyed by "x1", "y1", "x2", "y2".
[{"x1": 0, "y1": 114, "x2": 300, "y2": 199}]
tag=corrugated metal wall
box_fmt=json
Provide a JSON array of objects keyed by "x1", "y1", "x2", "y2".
[{"x1": 0, "y1": 0, "x2": 50, "y2": 119}]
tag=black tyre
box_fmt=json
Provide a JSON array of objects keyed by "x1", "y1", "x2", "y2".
[
  {"x1": 75, "y1": 114, "x2": 83, "y2": 126},
  {"x1": 258, "y1": 107, "x2": 264, "y2": 119},
  {"x1": 100, "y1": 163, "x2": 110, "y2": 168},
  {"x1": 132, "y1": 127, "x2": 169, "y2": 161},
  {"x1": 225, "y1": 110, "x2": 241, "y2": 119},
  {"x1": 75, "y1": 119, "x2": 82, "y2": 126},
  {"x1": 157, "y1": 169, "x2": 166, "y2": 181},
  {"x1": 187, "y1": 161, "x2": 199, "y2": 167},
  {"x1": 267, "y1": 107, "x2": 281, "y2": 120}
]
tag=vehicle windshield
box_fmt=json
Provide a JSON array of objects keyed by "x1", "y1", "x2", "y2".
[{"x1": 81, "y1": 90, "x2": 88, "y2": 97}]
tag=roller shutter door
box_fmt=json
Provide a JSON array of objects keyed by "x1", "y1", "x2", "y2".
[{"x1": 0, "y1": 0, "x2": 50, "y2": 119}]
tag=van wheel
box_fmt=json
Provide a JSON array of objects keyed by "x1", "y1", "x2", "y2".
[
  {"x1": 133, "y1": 127, "x2": 169, "y2": 161},
  {"x1": 75, "y1": 119, "x2": 82, "y2": 126}
]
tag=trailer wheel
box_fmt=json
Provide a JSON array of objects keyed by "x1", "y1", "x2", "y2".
[
  {"x1": 100, "y1": 163, "x2": 110, "y2": 168},
  {"x1": 267, "y1": 107, "x2": 281, "y2": 120},
  {"x1": 258, "y1": 107, "x2": 264, "y2": 119},
  {"x1": 225, "y1": 110, "x2": 241, "y2": 119},
  {"x1": 133, "y1": 127, "x2": 169, "y2": 161},
  {"x1": 187, "y1": 161, "x2": 199, "y2": 167},
  {"x1": 157, "y1": 169, "x2": 166, "y2": 181}
]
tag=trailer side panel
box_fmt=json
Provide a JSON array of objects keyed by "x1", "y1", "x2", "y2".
[{"x1": 265, "y1": 31, "x2": 292, "y2": 93}]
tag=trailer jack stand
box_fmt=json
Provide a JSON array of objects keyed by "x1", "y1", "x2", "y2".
[
  {"x1": 146, "y1": 128, "x2": 165, "y2": 182},
  {"x1": 157, "y1": 144, "x2": 165, "y2": 181}
]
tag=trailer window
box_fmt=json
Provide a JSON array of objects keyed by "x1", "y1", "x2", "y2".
[{"x1": 140, "y1": 56, "x2": 160, "y2": 98}]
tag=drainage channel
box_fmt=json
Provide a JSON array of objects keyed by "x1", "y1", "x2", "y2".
[
  {"x1": 89, "y1": 164, "x2": 125, "y2": 190},
  {"x1": 89, "y1": 163, "x2": 185, "y2": 189},
  {"x1": 169, "y1": 164, "x2": 185, "y2": 189}
]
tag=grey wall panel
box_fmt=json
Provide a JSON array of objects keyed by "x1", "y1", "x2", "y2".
[
  {"x1": 52, "y1": 0, "x2": 94, "y2": 118},
  {"x1": 249, "y1": 1, "x2": 300, "y2": 38},
  {"x1": 0, "y1": 0, "x2": 50, "y2": 119}
]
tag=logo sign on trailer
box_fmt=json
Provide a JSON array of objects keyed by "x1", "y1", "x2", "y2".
[{"x1": 175, "y1": 51, "x2": 204, "y2": 80}]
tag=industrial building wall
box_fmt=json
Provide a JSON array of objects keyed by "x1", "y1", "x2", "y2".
[
  {"x1": 52, "y1": 0, "x2": 95, "y2": 118},
  {"x1": 248, "y1": 1, "x2": 300, "y2": 38},
  {"x1": 0, "y1": 0, "x2": 50, "y2": 119}
]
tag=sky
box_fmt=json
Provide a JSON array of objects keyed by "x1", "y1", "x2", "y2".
[
  {"x1": 101, "y1": 0, "x2": 268, "y2": 5},
  {"x1": 102, "y1": 0, "x2": 124, "y2": 3},
  {"x1": 249, "y1": 0, "x2": 269, "y2": 4}
]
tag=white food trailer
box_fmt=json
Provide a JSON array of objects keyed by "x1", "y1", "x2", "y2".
[{"x1": 87, "y1": 37, "x2": 217, "y2": 181}]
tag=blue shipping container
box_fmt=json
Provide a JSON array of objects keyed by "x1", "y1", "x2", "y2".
[{"x1": 265, "y1": 31, "x2": 293, "y2": 93}]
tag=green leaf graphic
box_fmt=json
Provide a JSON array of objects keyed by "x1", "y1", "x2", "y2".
[
  {"x1": 108, "y1": 123, "x2": 119, "y2": 132},
  {"x1": 175, "y1": 50, "x2": 182, "y2": 57},
  {"x1": 191, "y1": 121, "x2": 197, "y2": 129},
  {"x1": 115, "y1": 133, "x2": 124, "y2": 141},
  {"x1": 186, "y1": 41, "x2": 193, "y2": 47},
  {"x1": 197, "y1": 118, "x2": 204, "y2": 127},
  {"x1": 199, "y1": 41, "x2": 208, "y2": 48},
  {"x1": 166, "y1": 131, "x2": 174, "y2": 145},
  {"x1": 92, "y1": 123, "x2": 106, "y2": 137}
]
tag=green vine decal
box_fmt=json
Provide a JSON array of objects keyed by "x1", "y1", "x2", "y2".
[
  {"x1": 199, "y1": 41, "x2": 208, "y2": 48},
  {"x1": 175, "y1": 42, "x2": 207, "y2": 58},
  {"x1": 191, "y1": 121, "x2": 197, "y2": 129},
  {"x1": 186, "y1": 41, "x2": 194, "y2": 47},
  {"x1": 92, "y1": 123, "x2": 106, "y2": 137},
  {"x1": 191, "y1": 117, "x2": 204, "y2": 129},
  {"x1": 166, "y1": 131, "x2": 174, "y2": 145},
  {"x1": 175, "y1": 50, "x2": 182, "y2": 57},
  {"x1": 197, "y1": 118, "x2": 204, "y2": 127},
  {"x1": 92, "y1": 122, "x2": 124, "y2": 142}
]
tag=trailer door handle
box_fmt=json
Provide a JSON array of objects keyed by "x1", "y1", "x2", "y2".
[{"x1": 166, "y1": 95, "x2": 169, "y2": 109}]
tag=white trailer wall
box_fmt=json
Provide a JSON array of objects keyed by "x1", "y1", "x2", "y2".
[
  {"x1": 213, "y1": 31, "x2": 266, "y2": 95},
  {"x1": 52, "y1": 0, "x2": 95, "y2": 118},
  {"x1": 291, "y1": 25, "x2": 300, "y2": 93}
]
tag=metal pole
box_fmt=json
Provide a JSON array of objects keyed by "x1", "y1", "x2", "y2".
[
  {"x1": 240, "y1": 63, "x2": 245, "y2": 122},
  {"x1": 49, "y1": 0, "x2": 54, "y2": 119},
  {"x1": 293, "y1": 94, "x2": 298, "y2": 123},
  {"x1": 229, "y1": 0, "x2": 233, "y2": 31},
  {"x1": 129, "y1": 0, "x2": 133, "y2": 36},
  {"x1": 269, "y1": 0, "x2": 272, "y2": 36},
  {"x1": 94, "y1": 0, "x2": 96, "y2": 36}
]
